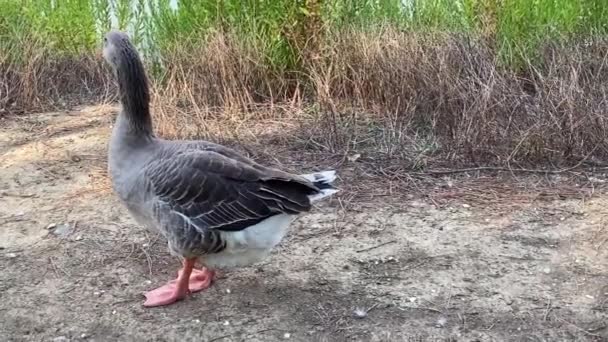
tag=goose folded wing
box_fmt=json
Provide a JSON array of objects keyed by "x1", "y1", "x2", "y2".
[
  {"x1": 145, "y1": 150, "x2": 320, "y2": 232},
  {"x1": 183, "y1": 140, "x2": 267, "y2": 171}
]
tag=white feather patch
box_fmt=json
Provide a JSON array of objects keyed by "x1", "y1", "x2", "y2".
[
  {"x1": 202, "y1": 214, "x2": 296, "y2": 268},
  {"x1": 300, "y1": 170, "x2": 337, "y2": 184}
]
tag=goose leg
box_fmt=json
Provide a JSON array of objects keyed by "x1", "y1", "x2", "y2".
[{"x1": 143, "y1": 258, "x2": 213, "y2": 307}]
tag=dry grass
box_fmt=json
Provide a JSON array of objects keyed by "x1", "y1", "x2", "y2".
[
  {"x1": 2, "y1": 28, "x2": 608, "y2": 170},
  {"x1": 0, "y1": 50, "x2": 112, "y2": 114},
  {"x1": 306, "y1": 30, "x2": 608, "y2": 166}
]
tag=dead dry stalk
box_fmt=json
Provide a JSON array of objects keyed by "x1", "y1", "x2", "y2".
[{"x1": 3, "y1": 29, "x2": 608, "y2": 169}]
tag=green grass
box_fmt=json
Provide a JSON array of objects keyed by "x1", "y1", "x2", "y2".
[{"x1": 1, "y1": 0, "x2": 607, "y2": 68}]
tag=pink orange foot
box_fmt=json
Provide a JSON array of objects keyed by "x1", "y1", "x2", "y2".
[
  {"x1": 143, "y1": 282, "x2": 186, "y2": 307},
  {"x1": 182, "y1": 267, "x2": 215, "y2": 293},
  {"x1": 143, "y1": 262, "x2": 216, "y2": 307}
]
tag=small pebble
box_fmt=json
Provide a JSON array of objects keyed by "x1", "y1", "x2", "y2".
[
  {"x1": 543, "y1": 267, "x2": 551, "y2": 274},
  {"x1": 80, "y1": 333, "x2": 89, "y2": 339},
  {"x1": 409, "y1": 297, "x2": 417, "y2": 302},
  {"x1": 435, "y1": 316, "x2": 447, "y2": 328},
  {"x1": 226, "y1": 289, "x2": 231, "y2": 294},
  {"x1": 347, "y1": 153, "x2": 360, "y2": 162},
  {"x1": 462, "y1": 203, "x2": 470, "y2": 208},
  {"x1": 74, "y1": 235, "x2": 83, "y2": 241},
  {"x1": 46, "y1": 223, "x2": 57, "y2": 230},
  {"x1": 51, "y1": 223, "x2": 73, "y2": 238},
  {"x1": 223, "y1": 320, "x2": 230, "y2": 326},
  {"x1": 353, "y1": 307, "x2": 367, "y2": 319},
  {"x1": 283, "y1": 333, "x2": 291, "y2": 339},
  {"x1": 93, "y1": 291, "x2": 100, "y2": 297},
  {"x1": 5, "y1": 253, "x2": 17, "y2": 259},
  {"x1": 112, "y1": 310, "x2": 117, "y2": 315},
  {"x1": 193, "y1": 319, "x2": 200, "y2": 323},
  {"x1": 586, "y1": 295, "x2": 594, "y2": 299}
]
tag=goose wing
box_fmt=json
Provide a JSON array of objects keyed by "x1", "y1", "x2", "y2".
[
  {"x1": 181, "y1": 140, "x2": 268, "y2": 171},
  {"x1": 145, "y1": 149, "x2": 320, "y2": 235}
]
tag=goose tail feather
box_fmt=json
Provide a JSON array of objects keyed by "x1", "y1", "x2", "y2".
[{"x1": 300, "y1": 170, "x2": 339, "y2": 202}]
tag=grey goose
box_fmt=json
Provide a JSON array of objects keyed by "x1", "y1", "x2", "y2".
[{"x1": 102, "y1": 31, "x2": 338, "y2": 307}]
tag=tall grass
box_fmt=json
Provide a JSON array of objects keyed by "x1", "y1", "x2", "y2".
[
  {"x1": 3, "y1": 0, "x2": 606, "y2": 65},
  {"x1": 1, "y1": 0, "x2": 608, "y2": 168}
]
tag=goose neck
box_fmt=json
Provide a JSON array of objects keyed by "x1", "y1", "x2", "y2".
[{"x1": 115, "y1": 46, "x2": 153, "y2": 135}]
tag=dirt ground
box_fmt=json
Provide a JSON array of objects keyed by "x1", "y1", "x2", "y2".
[{"x1": 1, "y1": 107, "x2": 607, "y2": 342}]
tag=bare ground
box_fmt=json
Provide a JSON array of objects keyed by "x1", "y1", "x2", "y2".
[{"x1": 0, "y1": 107, "x2": 607, "y2": 342}]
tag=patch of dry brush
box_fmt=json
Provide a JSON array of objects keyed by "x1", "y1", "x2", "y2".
[{"x1": 2, "y1": 28, "x2": 607, "y2": 168}]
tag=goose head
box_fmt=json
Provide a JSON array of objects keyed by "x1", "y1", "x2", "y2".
[{"x1": 102, "y1": 30, "x2": 137, "y2": 73}]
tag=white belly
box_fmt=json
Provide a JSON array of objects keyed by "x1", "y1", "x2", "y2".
[{"x1": 202, "y1": 214, "x2": 297, "y2": 268}]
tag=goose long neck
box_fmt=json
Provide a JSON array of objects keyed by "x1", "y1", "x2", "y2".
[{"x1": 116, "y1": 46, "x2": 153, "y2": 135}]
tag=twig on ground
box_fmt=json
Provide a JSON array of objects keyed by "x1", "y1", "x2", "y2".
[
  {"x1": 0, "y1": 192, "x2": 37, "y2": 198},
  {"x1": 209, "y1": 334, "x2": 232, "y2": 342},
  {"x1": 356, "y1": 240, "x2": 397, "y2": 253},
  {"x1": 48, "y1": 256, "x2": 70, "y2": 277},
  {"x1": 139, "y1": 245, "x2": 154, "y2": 279},
  {"x1": 410, "y1": 306, "x2": 443, "y2": 314},
  {"x1": 543, "y1": 299, "x2": 552, "y2": 321}
]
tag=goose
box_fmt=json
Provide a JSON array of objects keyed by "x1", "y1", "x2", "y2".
[{"x1": 101, "y1": 30, "x2": 338, "y2": 307}]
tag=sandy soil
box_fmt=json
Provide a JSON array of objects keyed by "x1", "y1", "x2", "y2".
[{"x1": 1, "y1": 107, "x2": 607, "y2": 342}]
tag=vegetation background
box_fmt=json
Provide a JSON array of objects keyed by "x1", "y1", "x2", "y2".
[{"x1": 2, "y1": 0, "x2": 608, "y2": 169}]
